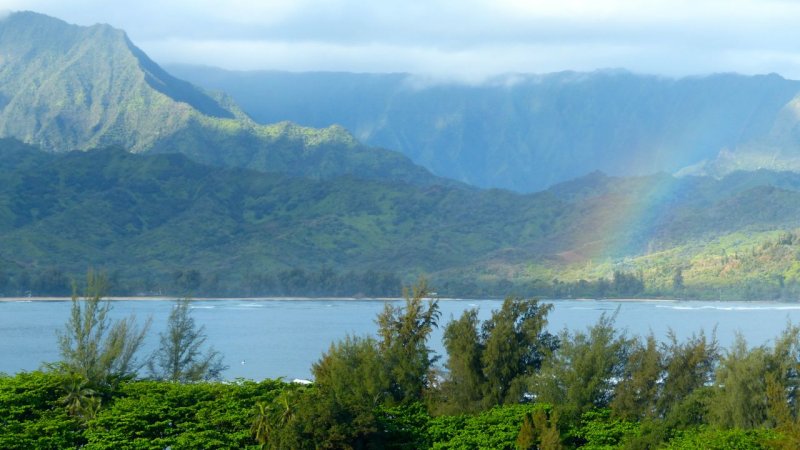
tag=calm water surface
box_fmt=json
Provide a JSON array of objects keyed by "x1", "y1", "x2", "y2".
[{"x1": 0, "y1": 298, "x2": 796, "y2": 380}]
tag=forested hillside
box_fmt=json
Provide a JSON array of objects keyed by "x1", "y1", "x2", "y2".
[{"x1": 2, "y1": 139, "x2": 800, "y2": 298}]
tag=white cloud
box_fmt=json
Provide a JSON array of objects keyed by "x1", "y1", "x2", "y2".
[{"x1": 4, "y1": 0, "x2": 800, "y2": 80}]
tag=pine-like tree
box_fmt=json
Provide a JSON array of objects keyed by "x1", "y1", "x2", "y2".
[
  {"x1": 56, "y1": 270, "x2": 150, "y2": 388},
  {"x1": 148, "y1": 298, "x2": 226, "y2": 382}
]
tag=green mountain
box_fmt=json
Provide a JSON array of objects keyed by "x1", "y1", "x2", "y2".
[
  {"x1": 4, "y1": 138, "x2": 800, "y2": 299},
  {"x1": 0, "y1": 12, "x2": 439, "y2": 185},
  {"x1": 0, "y1": 139, "x2": 561, "y2": 296},
  {"x1": 6, "y1": 11, "x2": 800, "y2": 300},
  {"x1": 167, "y1": 66, "x2": 800, "y2": 191},
  {"x1": 679, "y1": 93, "x2": 800, "y2": 177}
]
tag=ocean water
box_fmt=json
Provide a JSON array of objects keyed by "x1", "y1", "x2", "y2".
[{"x1": 0, "y1": 298, "x2": 796, "y2": 380}]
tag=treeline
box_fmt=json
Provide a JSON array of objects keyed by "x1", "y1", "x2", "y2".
[
  {"x1": 238, "y1": 268, "x2": 402, "y2": 297},
  {"x1": 435, "y1": 270, "x2": 647, "y2": 299},
  {"x1": 6, "y1": 279, "x2": 800, "y2": 448},
  {"x1": 0, "y1": 267, "x2": 402, "y2": 297},
  {"x1": 169, "y1": 267, "x2": 403, "y2": 297},
  {"x1": 7, "y1": 263, "x2": 800, "y2": 300}
]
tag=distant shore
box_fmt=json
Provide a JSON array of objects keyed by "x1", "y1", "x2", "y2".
[
  {"x1": 0, "y1": 296, "x2": 410, "y2": 302},
  {"x1": 0, "y1": 296, "x2": 775, "y2": 303}
]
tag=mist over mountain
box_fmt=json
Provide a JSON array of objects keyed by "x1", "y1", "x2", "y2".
[
  {"x1": 168, "y1": 65, "x2": 800, "y2": 191},
  {"x1": 0, "y1": 12, "x2": 441, "y2": 186}
]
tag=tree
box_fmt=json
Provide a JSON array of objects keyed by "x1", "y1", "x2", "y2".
[
  {"x1": 709, "y1": 326, "x2": 800, "y2": 429},
  {"x1": 255, "y1": 279, "x2": 439, "y2": 448},
  {"x1": 173, "y1": 269, "x2": 203, "y2": 294},
  {"x1": 708, "y1": 335, "x2": 771, "y2": 428},
  {"x1": 440, "y1": 308, "x2": 485, "y2": 413},
  {"x1": 517, "y1": 408, "x2": 563, "y2": 450},
  {"x1": 533, "y1": 312, "x2": 630, "y2": 421},
  {"x1": 55, "y1": 271, "x2": 150, "y2": 388},
  {"x1": 673, "y1": 267, "x2": 684, "y2": 291},
  {"x1": 376, "y1": 278, "x2": 440, "y2": 403},
  {"x1": 481, "y1": 297, "x2": 557, "y2": 407},
  {"x1": 612, "y1": 334, "x2": 663, "y2": 420},
  {"x1": 437, "y1": 297, "x2": 557, "y2": 413},
  {"x1": 252, "y1": 389, "x2": 305, "y2": 450},
  {"x1": 312, "y1": 335, "x2": 389, "y2": 409},
  {"x1": 302, "y1": 336, "x2": 388, "y2": 447},
  {"x1": 251, "y1": 401, "x2": 272, "y2": 449},
  {"x1": 58, "y1": 373, "x2": 100, "y2": 423},
  {"x1": 148, "y1": 298, "x2": 227, "y2": 382},
  {"x1": 658, "y1": 329, "x2": 719, "y2": 426}
]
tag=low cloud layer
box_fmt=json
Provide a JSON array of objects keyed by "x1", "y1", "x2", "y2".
[{"x1": 4, "y1": 0, "x2": 800, "y2": 81}]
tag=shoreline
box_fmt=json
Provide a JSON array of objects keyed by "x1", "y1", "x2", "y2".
[
  {"x1": 0, "y1": 296, "x2": 406, "y2": 302},
  {"x1": 0, "y1": 296, "x2": 783, "y2": 303}
]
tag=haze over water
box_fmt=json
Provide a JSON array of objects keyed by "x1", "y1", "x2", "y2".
[{"x1": 0, "y1": 298, "x2": 795, "y2": 380}]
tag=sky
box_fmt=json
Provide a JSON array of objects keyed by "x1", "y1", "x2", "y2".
[{"x1": 3, "y1": 0, "x2": 800, "y2": 82}]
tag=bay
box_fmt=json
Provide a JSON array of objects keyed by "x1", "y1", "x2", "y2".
[{"x1": 0, "y1": 298, "x2": 797, "y2": 380}]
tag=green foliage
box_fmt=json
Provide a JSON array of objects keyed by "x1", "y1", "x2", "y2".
[
  {"x1": 664, "y1": 426, "x2": 780, "y2": 449},
  {"x1": 704, "y1": 326, "x2": 800, "y2": 432},
  {"x1": 0, "y1": 372, "x2": 282, "y2": 449},
  {"x1": 375, "y1": 402, "x2": 433, "y2": 450},
  {"x1": 517, "y1": 407, "x2": 563, "y2": 450},
  {"x1": 8, "y1": 318, "x2": 800, "y2": 449},
  {"x1": 708, "y1": 336, "x2": 771, "y2": 429},
  {"x1": 0, "y1": 142, "x2": 559, "y2": 298},
  {"x1": 6, "y1": 137, "x2": 800, "y2": 298},
  {"x1": 264, "y1": 337, "x2": 388, "y2": 448},
  {"x1": 533, "y1": 312, "x2": 630, "y2": 421},
  {"x1": 257, "y1": 279, "x2": 440, "y2": 448},
  {"x1": 428, "y1": 404, "x2": 544, "y2": 450},
  {"x1": 612, "y1": 334, "x2": 663, "y2": 421},
  {"x1": 313, "y1": 336, "x2": 388, "y2": 407},
  {"x1": 58, "y1": 373, "x2": 99, "y2": 423},
  {"x1": 673, "y1": 267, "x2": 685, "y2": 291},
  {"x1": 258, "y1": 384, "x2": 384, "y2": 450},
  {"x1": 55, "y1": 271, "x2": 150, "y2": 389},
  {"x1": 439, "y1": 308, "x2": 485, "y2": 413},
  {"x1": 0, "y1": 371, "x2": 83, "y2": 449},
  {"x1": 148, "y1": 298, "x2": 227, "y2": 382},
  {"x1": 82, "y1": 379, "x2": 283, "y2": 449},
  {"x1": 573, "y1": 409, "x2": 638, "y2": 449},
  {"x1": 658, "y1": 331, "x2": 719, "y2": 427},
  {"x1": 376, "y1": 279, "x2": 440, "y2": 404},
  {"x1": 438, "y1": 297, "x2": 557, "y2": 413},
  {"x1": 481, "y1": 298, "x2": 557, "y2": 407},
  {"x1": 0, "y1": 12, "x2": 436, "y2": 190}
]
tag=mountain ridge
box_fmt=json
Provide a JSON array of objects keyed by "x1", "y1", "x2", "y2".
[
  {"x1": 0, "y1": 11, "x2": 445, "y2": 187},
  {"x1": 168, "y1": 65, "x2": 800, "y2": 191}
]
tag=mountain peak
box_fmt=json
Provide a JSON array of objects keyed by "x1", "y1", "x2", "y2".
[
  {"x1": 0, "y1": 11, "x2": 239, "y2": 151},
  {"x1": 0, "y1": 12, "x2": 443, "y2": 186}
]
